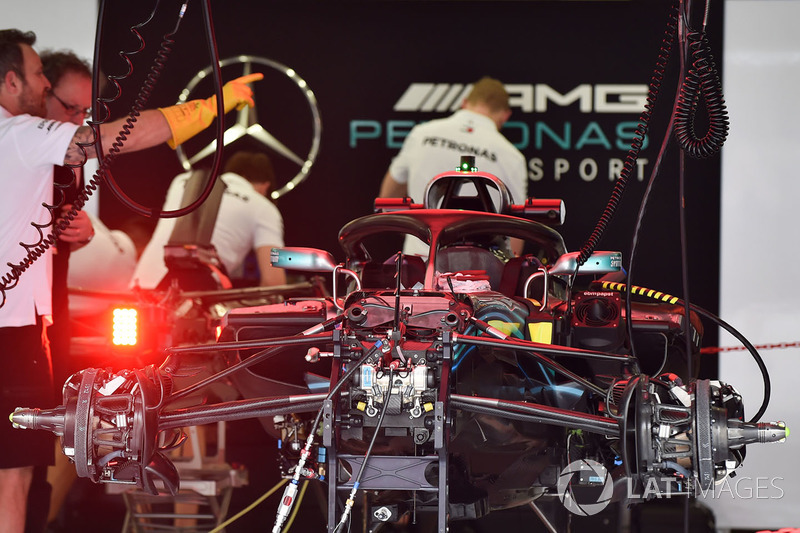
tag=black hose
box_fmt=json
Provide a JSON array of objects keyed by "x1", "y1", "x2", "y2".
[
  {"x1": 94, "y1": 0, "x2": 227, "y2": 219},
  {"x1": 83, "y1": 0, "x2": 183, "y2": 214},
  {"x1": 596, "y1": 280, "x2": 770, "y2": 423},
  {"x1": 624, "y1": 31, "x2": 685, "y2": 362},
  {"x1": 576, "y1": 3, "x2": 678, "y2": 266},
  {"x1": 689, "y1": 305, "x2": 769, "y2": 423},
  {"x1": 673, "y1": 31, "x2": 729, "y2": 158}
]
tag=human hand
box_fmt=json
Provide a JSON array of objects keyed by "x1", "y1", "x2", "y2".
[
  {"x1": 217, "y1": 73, "x2": 264, "y2": 112},
  {"x1": 57, "y1": 206, "x2": 94, "y2": 247},
  {"x1": 159, "y1": 73, "x2": 264, "y2": 148}
]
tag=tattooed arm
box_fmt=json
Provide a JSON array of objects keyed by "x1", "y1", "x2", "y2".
[{"x1": 63, "y1": 109, "x2": 172, "y2": 166}]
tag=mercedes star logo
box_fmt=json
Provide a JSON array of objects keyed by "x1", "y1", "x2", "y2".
[{"x1": 175, "y1": 55, "x2": 322, "y2": 199}]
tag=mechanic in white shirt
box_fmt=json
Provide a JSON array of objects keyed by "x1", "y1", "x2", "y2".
[
  {"x1": 131, "y1": 150, "x2": 286, "y2": 289},
  {"x1": 378, "y1": 77, "x2": 528, "y2": 256},
  {"x1": 0, "y1": 28, "x2": 260, "y2": 532}
]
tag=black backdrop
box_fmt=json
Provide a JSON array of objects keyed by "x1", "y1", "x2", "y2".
[{"x1": 96, "y1": 0, "x2": 722, "y2": 365}]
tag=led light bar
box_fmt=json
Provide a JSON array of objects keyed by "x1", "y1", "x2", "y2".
[{"x1": 112, "y1": 308, "x2": 138, "y2": 346}]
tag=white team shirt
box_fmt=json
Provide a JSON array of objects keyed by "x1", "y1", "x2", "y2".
[
  {"x1": 131, "y1": 171, "x2": 284, "y2": 289},
  {"x1": 389, "y1": 109, "x2": 527, "y2": 204},
  {"x1": 388, "y1": 108, "x2": 528, "y2": 255},
  {"x1": 0, "y1": 105, "x2": 79, "y2": 327}
]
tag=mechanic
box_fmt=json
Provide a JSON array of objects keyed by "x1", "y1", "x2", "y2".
[
  {"x1": 25, "y1": 48, "x2": 96, "y2": 533},
  {"x1": 0, "y1": 29, "x2": 259, "y2": 533},
  {"x1": 130, "y1": 150, "x2": 287, "y2": 290},
  {"x1": 40, "y1": 49, "x2": 95, "y2": 404},
  {"x1": 378, "y1": 76, "x2": 528, "y2": 256}
]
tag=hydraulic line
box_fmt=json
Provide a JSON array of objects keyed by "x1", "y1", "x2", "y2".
[
  {"x1": 673, "y1": 29, "x2": 729, "y2": 157},
  {"x1": 576, "y1": 2, "x2": 678, "y2": 267},
  {"x1": 597, "y1": 280, "x2": 770, "y2": 423},
  {"x1": 271, "y1": 339, "x2": 386, "y2": 533},
  {"x1": 335, "y1": 370, "x2": 396, "y2": 531},
  {"x1": 0, "y1": 1, "x2": 188, "y2": 308}
]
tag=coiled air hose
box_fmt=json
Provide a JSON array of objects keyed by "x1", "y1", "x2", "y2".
[
  {"x1": 673, "y1": 30, "x2": 729, "y2": 158},
  {"x1": 576, "y1": 4, "x2": 678, "y2": 267}
]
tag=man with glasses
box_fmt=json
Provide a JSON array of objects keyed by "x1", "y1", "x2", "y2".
[
  {"x1": 40, "y1": 49, "x2": 95, "y2": 395},
  {"x1": 0, "y1": 29, "x2": 261, "y2": 532},
  {"x1": 48, "y1": 91, "x2": 91, "y2": 120},
  {"x1": 43, "y1": 51, "x2": 92, "y2": 121},
  {"x1": 33, "y1": 50, "x2": 96, "y2": 533}
]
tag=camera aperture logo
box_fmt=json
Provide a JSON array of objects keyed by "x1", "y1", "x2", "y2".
[{"x1": 557, "y1": 459, "x2": 614, "y2": 516}]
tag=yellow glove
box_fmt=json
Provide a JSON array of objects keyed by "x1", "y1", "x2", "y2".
[{"x1": 159, "y1": 73, "x2": 263, "y2": 148}]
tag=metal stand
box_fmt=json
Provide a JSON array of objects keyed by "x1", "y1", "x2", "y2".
[{"x1": 110, "y1": 423, "x2": 248, "y2": 532}]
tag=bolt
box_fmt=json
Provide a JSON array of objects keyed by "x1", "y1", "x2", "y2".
[{"x1": 373, "y1": 504, "x2": 391, "y2": 521}]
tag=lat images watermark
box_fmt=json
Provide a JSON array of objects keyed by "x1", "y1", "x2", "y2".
[
  {"x1": 628, "y1": 475, "x2": 785, "y2": 501},
  {"x1": 557, "y1": 459, "x2": 786, "y2": 516},
  {"x1": 557, "y1": 459, "x2": 614, "y2": 516}
]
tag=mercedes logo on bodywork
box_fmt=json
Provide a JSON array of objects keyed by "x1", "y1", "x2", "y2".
[{"x1": 175, "y1": 55, "x2": 322, "y2": 199}]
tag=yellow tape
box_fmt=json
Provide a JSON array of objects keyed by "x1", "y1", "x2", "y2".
[
  {"x1": 601, "y1": 281, "x2": 679, "y2": 304},
  {"x1": 487, "y1": 320, "x2": 522, "y2": 337},
  {"x1": 528, "y1": 322, "x2": 553, "y2": 344}
]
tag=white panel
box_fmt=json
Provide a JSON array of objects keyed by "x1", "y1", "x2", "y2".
[
  {"x1": 705, "y1": 0, "x2": 800, "y2": 529},
  {"x1": 0, "y1": 0, "x2": 97, "y2": 65}
]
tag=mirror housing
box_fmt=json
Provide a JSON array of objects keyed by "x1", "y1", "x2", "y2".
[
  {"x1": 270, "y1": 247, "x2": 337, "y2": 272},
  {"x1": 548, "y1": 251, "x2": 622, "y2": 277}
]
